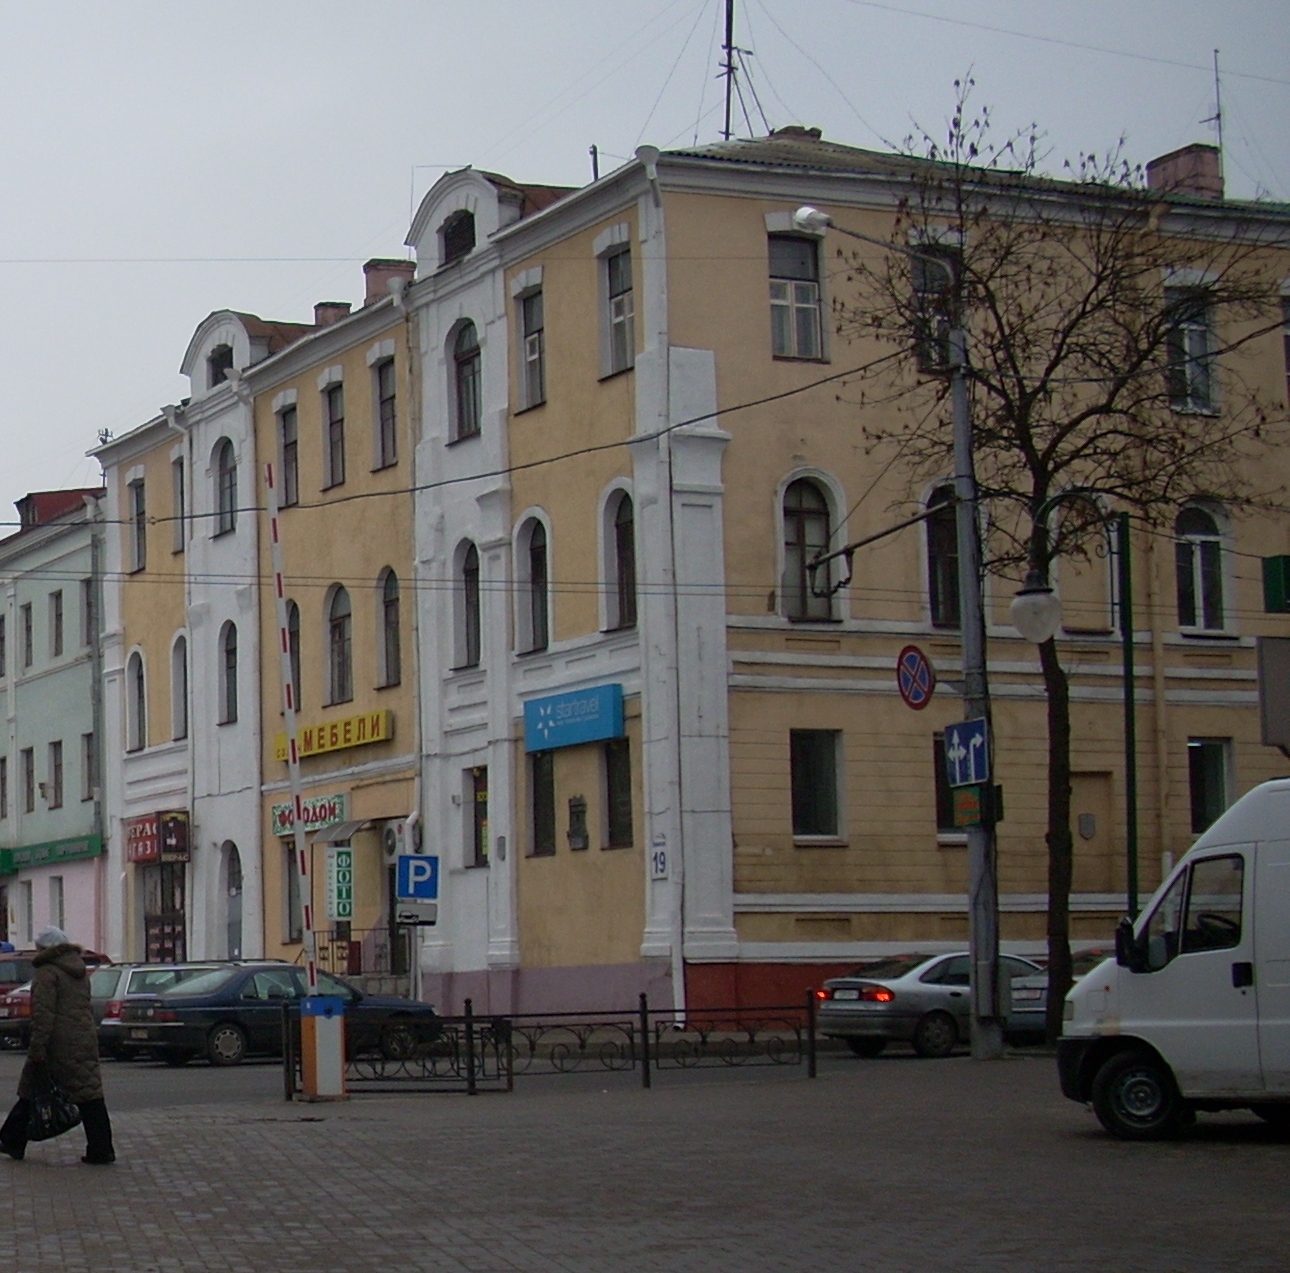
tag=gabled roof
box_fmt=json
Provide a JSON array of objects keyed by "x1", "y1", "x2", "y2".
[{"x1": 2, "y1": 488, "x2": 103, "y2": 544}]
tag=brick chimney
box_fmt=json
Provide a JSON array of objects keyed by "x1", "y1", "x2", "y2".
[
  {"x1": 1146, "y1": 143, "x2": 1223, "y2": 200},
  {"x1": 313, "y1": 301, "x2": 352, "y2": 327},
  {"x1": 363, "y1": 258, "x2": 416, "y2": 306}
]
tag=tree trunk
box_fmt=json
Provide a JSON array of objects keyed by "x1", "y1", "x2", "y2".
[{"x1": 1040, "y1": 637, "x2": 1074, "y2": 1043}]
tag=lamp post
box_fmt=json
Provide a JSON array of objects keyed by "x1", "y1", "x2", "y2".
[
  {"x1": 794, "y1": 206, "x2": 1003, "y2": 1059},
  {"x1": 1009, "y1": 497, "x2": 1139, "y2": 919}
]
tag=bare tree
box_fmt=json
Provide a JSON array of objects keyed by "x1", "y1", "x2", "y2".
[{"x1": 834, "y1": 82, "x2": 1289, "y2": 1038}]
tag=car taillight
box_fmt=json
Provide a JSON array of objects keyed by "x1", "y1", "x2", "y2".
[
  {"x1": 153, "y1": 1009, "x2": 177, "y2": 1022},
  {"x1": 860, "y1": 986, "x2": 895, "y2": 1003},
  {"x1": 105, "y1": 1000, "x2": 123, "y2": 1019},
  {"x1": 815, "y1": 988, "x2": 831, "y2": 1000}
]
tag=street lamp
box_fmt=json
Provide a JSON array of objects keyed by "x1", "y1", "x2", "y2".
[
  {"x1": 1008, "y1": 497, "x2": 1140, "y2": 918},
  {"x1": 794, "y1": 206, "x2": 1004, "y2": 1060}
]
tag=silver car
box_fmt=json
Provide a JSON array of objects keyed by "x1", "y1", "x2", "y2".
[{"x1": 815, "y1": 951, "x2": 1044, "y2": 1057}]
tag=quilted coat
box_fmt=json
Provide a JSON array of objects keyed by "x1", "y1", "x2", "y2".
[{"x1": 16, "y1": 944, "x2": 103, "y2": 1104}]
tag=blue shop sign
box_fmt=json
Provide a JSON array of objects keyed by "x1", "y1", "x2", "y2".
[{"x1": 524, "y1": 683, "x2": 624, "y2": 753}]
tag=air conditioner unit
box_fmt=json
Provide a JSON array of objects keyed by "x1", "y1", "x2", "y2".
[{"x1": 381, "y1": 821, "x2": 404, "y2": 861}]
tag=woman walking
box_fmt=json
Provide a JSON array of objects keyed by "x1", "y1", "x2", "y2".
[{"x1": 0, "y1": 926, "x2": 114, "y2": 1164}]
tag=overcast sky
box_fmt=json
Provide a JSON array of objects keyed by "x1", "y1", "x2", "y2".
[{"x1": 0, "y1": 0, "x2": 1284, "y2": 519}]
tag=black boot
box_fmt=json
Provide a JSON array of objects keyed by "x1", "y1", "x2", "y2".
[
  {"x1": 78, "y1": 1099, "x2": 114, "y2": 1164},
  {"x1": 0, "y1": 1098, "x2": 30, "y2": 1160}
]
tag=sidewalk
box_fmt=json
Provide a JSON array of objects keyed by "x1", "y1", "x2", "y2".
[{"x1": 1, "y1": 1056, "x2": 1287, "y2": 1272}]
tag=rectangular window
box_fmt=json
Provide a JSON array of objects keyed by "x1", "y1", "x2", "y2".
[
  {"x1": 604, "y1": 737, "x2": 633, "y2": 848},
  {"x1": 530, "y1": 751, "x2": 555, "y2": 856},
  {"x1": 20, "y1": 604, "x2": 32, "y2": 669},
  {"x1": 324, "y1": 386, "x2": 346, "y2": 488},
  {"x1": 48, "y1": 741, "x2": 62, "y2": 809},
  {"x1": 280, "y1": 406, "x2": 299, "y2": 507},
  {"x1": 284, "y1": 846, "x2": 303, "y2": 943},
  {"x1": 21, "y1": 748, "x2": 34, "y2": 814},
  {"x1": 790, "y1": 729, "x2": 840, "y2": 838},
  {"x1": 1188, "y1": 738, "x2": 1229, "y2": 833},
  {"x1": 49, "y1": 877, "x2": 64, "y2": 932},
  {"x1": 81, "y1": 732, "x2": 95, "y2": 801},
  {"x1": 0, "y1": 614, "x2": 7, "y2": 678},
  {"x1": 20, "y1": 881, "x2": 32, "y2": 944},
  {"x1": 375, "y1": 360, "x2": 397, "y2": 468},
  {"x1": 171, "y1": 458, "x2": 186, "y2": 552},
  {"x1": 49, "y1": 590, "x2": 63, "y2": 658},
  {"x1": 932, "y1": 734, "x2": 957, "y2": 833},
  {"x1": 0, "y1": 756, "x2": 8, "y2": 819},
  {"x1": 1166, "y1": 287, "x2": 1216, "y2": 412},
  {"x1": 606, "y1": 249, "x2": 635, "y2": 374},
  {"x1": 129, "y1": 479, "x2": 147, "y2": 572},
  {"x1": 768, "y1": 236, "x2": 822, "y2": 359},
  {"x1": 468, "y1": 766, "x2": 489, "y2": 868},
  {"x1": 520, "y1": 291, "x2": 546, "y2": 407},
  {"x1": 912, "y1": 247, "x2": 960, "y2": 373},
  {"x1": 81, "y1": 578, "x2": 94, "y2": 647}
]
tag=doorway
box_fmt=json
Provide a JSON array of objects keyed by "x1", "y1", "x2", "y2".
[
  {"x1": 142, "y1": 862, "x2": 186, "y2": 962},
  {"x1": 225, "y1": 843, "x2": 243, "y2": 960}
]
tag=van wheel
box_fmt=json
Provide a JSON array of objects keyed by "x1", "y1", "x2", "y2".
[
  {"x1": 846, "y1": 1037, "x2": 886, "y2": 1058},
  {"x1": 912, "y1": 1012, "x2": 958, "y2": 1058},
  {"x1": 1091, "y1": 1049, "x2": 1185, "y2": 1140},
  {"x1": 1250, "y1": 1104, "x2": 1290, "y2": 1135}
]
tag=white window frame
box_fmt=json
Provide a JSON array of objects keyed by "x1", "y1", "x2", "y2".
[
  {"x1": 317, "y1": 366, "x2": 346, "y2": 489},
  {"x1": 366, "y1": 339, "x2": 398, "y2": 470},
  {"x1": 594, "y1": 224, "x2": 634, "y2": 378},
  {"x1": 1175, "y1": 502, "x2": 1231, "y2": 636}
]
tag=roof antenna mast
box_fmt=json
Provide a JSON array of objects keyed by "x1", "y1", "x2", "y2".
[
  {"x1": 1202, "y1": 48, "x2": 1224, "y2": 184},
  {"x1": 721, "y1": 0, "x2": 736, "y2": 141}
]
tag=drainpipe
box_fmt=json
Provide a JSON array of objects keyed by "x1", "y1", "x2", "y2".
[
  {"x1": 86, "y1": 496, "x2": 107, "y2": 951},
  {"x1": 1146, "y1": 535, "x2": 1171, "y2": 881}
]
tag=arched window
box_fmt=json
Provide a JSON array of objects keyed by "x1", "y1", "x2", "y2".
[
  {"x1": 214, "y1": 438, "x2": 237, "y2": 535},
  {"x1": 207, "y1": 344, "x2": 234, "y2": 389},
  {"x1": 441, "y1": 209, "x2": 476, "y2": 265},
  {"x1": 225, "y1": 843, "x2": 243, "y2": 960},
  {"x1": 456, "y1": 544, "x2": 481, "y2": 669},
  {"x1": 171, "y1": 635, "x2": 188, "y2": 741},
  {"x1": 219, "y1": 621, "x2": 238, "y2": 724},
  {"x1": 782, "y1": 479, "x2": 833, "y2": 621},
  {"x1": 286, "y1": 600, "x2": 302, "y2": 711},
  {"x1": 126, "y1": 651, "x2": 146, "y2": 752},
  {"x1": 328, "y1": 587, "x2": 353, "y2": 704},
  {"x1": 1176, "y1": 505, "x2": 1225, "y2": 631},
  {"x1": 926, "y1": 485, "x2": 960, "y2": 628},
  {"x1": 518, "y1": 519, "x2": 549, "y2": 652},
  {"x1": 605, "y1": 491, "x2": 637, "y2": 630},
  {"x1": 453, "y1": 322, "x2": 482, "y2": 440},
  {"x1": 379, "y1": 569, "x2": 401, "y2": 687}
]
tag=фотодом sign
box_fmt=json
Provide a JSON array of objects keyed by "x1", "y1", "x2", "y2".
[
  {"x1": 271, "y1": 792, "x2": 350, "y2": 839},
  {"x1": 274, "y1": 710, "x2": 394, "y2": 761}
]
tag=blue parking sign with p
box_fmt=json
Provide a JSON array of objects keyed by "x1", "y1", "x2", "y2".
[{"x1": 396, "y1": 854, "x2": 440, "y2": 901}]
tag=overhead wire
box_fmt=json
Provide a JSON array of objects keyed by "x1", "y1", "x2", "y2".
[{"x1": 635, "y1": 0, "x2": 714, "y2": 150}]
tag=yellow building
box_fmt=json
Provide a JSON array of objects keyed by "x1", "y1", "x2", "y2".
[
  {"x1": 403, "y1": 132, "x2": 1290, "y2": 1015},
  {"x1": 246, "y1": 262, "x2": 420, "y2": 989}
]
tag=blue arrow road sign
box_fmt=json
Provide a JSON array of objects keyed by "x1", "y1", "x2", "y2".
[
  {"x1": 944, "y1": 718, "x2": 990, "y2": 788},
  {"x1": 396, "y1": 854, "x2": 440, "y2": 901}
]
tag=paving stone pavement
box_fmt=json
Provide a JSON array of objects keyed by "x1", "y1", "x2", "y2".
[{"x1": 0, "y1": 1055, "x2": 1287, "y2": 1272}]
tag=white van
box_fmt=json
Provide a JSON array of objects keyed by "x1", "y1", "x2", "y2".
[{"x1": 1059, "y1": 777, "x2": 1290, "y2": 1139}]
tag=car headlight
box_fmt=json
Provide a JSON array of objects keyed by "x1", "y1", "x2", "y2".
[{"x1": 1063, "y1": 1000, "x2": 1075, "y2": 1021}]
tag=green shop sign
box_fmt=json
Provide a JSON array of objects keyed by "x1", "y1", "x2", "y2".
[{"x1": 0, "y1": 833, "x2": 104, "y2": 876}]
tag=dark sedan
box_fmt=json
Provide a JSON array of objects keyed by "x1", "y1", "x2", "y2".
[{"x1": 119, "y1": 964, "x2": 440, "y2": 1066}]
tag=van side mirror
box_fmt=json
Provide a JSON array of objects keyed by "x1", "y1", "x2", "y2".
[{"x1": 1114, "y1": 916, "x2": 1146, "y2": 972}]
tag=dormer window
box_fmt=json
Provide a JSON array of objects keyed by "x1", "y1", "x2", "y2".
[
  {"x1": 207, "y1": 344, "x2": 234, "y2": 388},
  {"x1": 441, "y1": 210, "x2": 476, "y2": 267}
]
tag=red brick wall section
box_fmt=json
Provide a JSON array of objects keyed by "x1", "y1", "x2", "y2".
[{"x1": 685, "y1": 962, "x2": 863, "y2": 1010}]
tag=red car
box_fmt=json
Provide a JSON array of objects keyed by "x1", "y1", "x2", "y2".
[{"x1": 0, "y1": 981, "x2": 32, "y2": 1050}]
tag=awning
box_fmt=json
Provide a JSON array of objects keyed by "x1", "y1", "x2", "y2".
[{"x1": 308, "y1": 819, "x2": 373, "y2": 845}]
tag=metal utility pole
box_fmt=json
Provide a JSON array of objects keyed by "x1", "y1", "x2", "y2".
[
  {"x1": 1117, "y1": 511, "x2": 1139, "y2": 919},
  {"x1": 950, "y1": 329, "x2": 1003, "y2": 1060},
  {"x1": 721, "y1": 0, "x2": 736, "y2": 141}
]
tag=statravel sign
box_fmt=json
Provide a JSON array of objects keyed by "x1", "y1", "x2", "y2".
[
  {"x1": 523, "y1": 684, "x2": 624, "y2": 753},
  {"x1": 271, "y1": 792, "x2": 350, "y2": 839}
]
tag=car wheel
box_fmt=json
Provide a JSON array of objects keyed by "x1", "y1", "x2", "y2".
[
  {"x1": 206, "y1": 1023, "x2": 248, "y2": 1067},
  {"x1": 846, "y1": 1037, "x2": 886, "y2": 1058},
  {"x1": 1090, "y1": 1049, "x2": 1185, "y2": 1140},
  {"x1": 380, "y1": 1020, "x2": 417, "y2": 1061},
  {"x1": 163, "y1": 1050, "x2": 195, "y2": 1068},
  {"x1": 912, "y1": 1011, "x2": 958, "y2": 1058},
  {"x1": 1250, "y1": 1104, "x2": 1290, "y2": 1135}
]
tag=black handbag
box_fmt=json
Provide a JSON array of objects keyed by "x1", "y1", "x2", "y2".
[{"x1": 27, "y1": 1077, "x2": 82, "y2": 1142}]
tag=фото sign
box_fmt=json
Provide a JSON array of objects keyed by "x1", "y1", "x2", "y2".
[
  {"x1": 271, "y1": 793, "x2": 350, "y2": 839},
  {"x1": 325, "y1": 846, "x2": 354, "y2": 921},
  {"x1": 274, "y1": 710, "x2": 394, "y2": 761},
  {"x1": 524, "y1": 684, "x2": 624, "y2": 753}
]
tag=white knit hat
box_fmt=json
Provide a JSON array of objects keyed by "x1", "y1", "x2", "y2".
[{"x1": 34, "y1": 925, "x2": 69, "y2": 949}]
